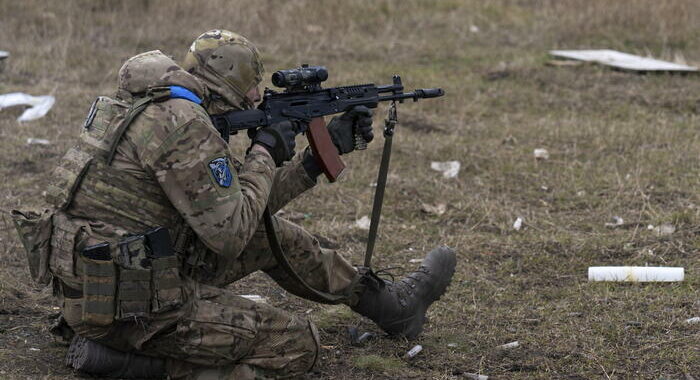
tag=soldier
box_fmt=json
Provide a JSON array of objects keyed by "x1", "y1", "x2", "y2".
[{"x1": 13, "y1": 29, "x2": 456, "y2": 379}]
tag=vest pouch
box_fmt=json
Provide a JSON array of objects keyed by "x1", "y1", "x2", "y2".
[
  {"x1": 80, "y1": 243, "x2": 116, "y2": 326},
  {"x1": 145, "y1": 227, "x2": 183, "y2": 313},
  {"x1": 10, "y1": 209, "x2": 53, "y2": 286},
  {"x1": 116, "y1": 235, "x2": 151, "y2": 321}
]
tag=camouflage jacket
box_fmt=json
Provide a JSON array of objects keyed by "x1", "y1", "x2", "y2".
[{"x1": 51, "y1": 50, "x2": 316, "y2": 287}]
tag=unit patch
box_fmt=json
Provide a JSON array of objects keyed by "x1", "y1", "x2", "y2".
[{"x1": 208, "y1": 157, "x2": 233, "y2": 188}]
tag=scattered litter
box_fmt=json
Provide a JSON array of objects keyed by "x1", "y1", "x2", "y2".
[
  {"x1": 369, "y1": 182, "x2": 377, "y2": 188},
  {"x1": 533, "y1": 148, "x2": 549, "y2": 160},
  {"x1": 26, "y1": 138, "x2": 50, "y2": 145},
  {"x1": 409, "y1": 258, "x2": 423, "y2": 264},
  {"x1": 588, "y1": 266, "x2": 684, "y2": 282},
  {"x1": 625, "y1": 321, "x2": 642, "y2": 328},
  {"x1": 647, "y1": 224, "x2": 655, "y2": 230},
  {"x1": 447, "y1": 343, "x2": 458, "y2": 348},
  {"x1": 0, "y1": 92, "x2": 56, "y2": 122},
  {"x1": 497, "y1": 341, "x2": 520, "y2": 349},
  {"x1": 686, "y1": 317, "x2": 700, "y2": 324},
  {"x1": 576, "y1": 190, "x2": 586, "y2": 197},
  {"x1": 355, "y1": 216, "x2": 371, "y2": 230},
  {"x1": 420, "y1": 202, "x2": 447, "y2": 216},
  {"x1": 604, "y1": 216, "x2": 624, "y2": 228},
  {"x1": 404, "y1": 344, "x2": 423, "y2": 359},
  {"x1": 354, "y1": 332, "x2": 375, "y2": 346},
  {"x1": 469, "y1": 25, "x2": 480, "y2": 33},
  {"x1": 540, "y1": 185, "x2": 549, "y2": 192},
  {"x1": 29, "y1": 348, "x2": 40, "y2": 352},
  {"x1": 513, "y1": 217, "x2": 523, "y2": 231},
  {"x1": 430, "y1": 161, "x2": 461, "y2": 178},
  {"x1": 239, "y1": 294, "x2": 267, "y2": 303},
  {"x1": 549, "y1": 49, "x2": 698, "y2": 73},
  {"x1": 464, "y1": 373, "x2": 489, "y2": 380},
  {"x1": 654, "y1": 224, "x2": 675, "y2": 236}
]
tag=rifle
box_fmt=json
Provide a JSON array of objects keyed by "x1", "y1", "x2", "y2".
[
  {"x1": 210, "y1": 64, "x2": 444, "y2": 182},
  {"x1": 212, "y1": 65, "x2": 444, "y2": 303}
]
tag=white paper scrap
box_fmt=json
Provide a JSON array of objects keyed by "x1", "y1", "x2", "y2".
[
  {"x1": 513, "y1": 217, "x2": 523, "y2": 231},
  {"x1": 497, "y1": 341, "x2": 520, "y2": 349},
  {"x1": 430, "y1": 161, "x2": 461, "y2": 178},
  {"x1": 240, "y1": 294, "x2": 267, "y2": 303},
  {"x1": 0, "y1": 92, "x2": 56, "y2": 121},
  {"x1": 549, "y1": 49, "x2": 698, "y2": 72},
  {"x1": 355, "y1": 216, "x2": 371, "y2": 230},
  {"x1": 588, "y1": 266, "x2": 684, "y2": 282},
  {"x1": 26, "y1": 138, "x2": 50, "y2": 145},
  {"x1": 533, "y1": 148, "x2": 549, "y2": 160}
]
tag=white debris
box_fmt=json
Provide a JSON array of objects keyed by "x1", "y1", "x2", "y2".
[
  {"x1": 469, "y1": 25, "x2": 480, "y2": 33},
  {"x1": 0, "y1": 92, "x2": 56, "y2": 122},
  {"x1": 420, "y1": 202, "x2": 447, "y2": 216},
  {"x1": 588, "y1": 266, "x2": 684, "y2": 282},
  {"x1": 29, "y1": 348, "x2": 40, "y2": 352},
  {"x1": 446, "y1": 343, "x2": 458, "y2": 348},
  {"x1": 404, "y1": 344, "x2": 423, "y2": 358},
  {"x1": 26, "y1": 138, "x2": 50, "y2": 145},
  {"x1": 533, "y1": 148, "x2": 549, "y2": 160},
  {"x1": 409, "y1": 258, "x2": 423, "y2": 264},
  {"x1": 647, "y1": 224, "x2": 655, "y2": 230},
  {"x1": 513, "y1": 217, "x2": 523, "y2": 231},
  {"x1": 549, "y1": 49, "x2": 698, "y2": 72},
  {"x1": 497, "y1": 341, "x2": 520, "y2": 349},
  {"x1": 355, "y1": 216, "x2": 371, "y2": 230},
  {"x1": 576, "y1": 190, "x2": 586, "y2": 197},
  {"x1": 464, "y1": 373, "x2": 489, "y2": 380},
  {"x1": 686, "y1": 317, "x2": 700, "y2": 324},
  {"x1": 0, "y1": 51, "x2": 8, "y2": 59},
  {"x1": 240, "y1": 294, "x2": 267, "y2": 303},
  {"x1": 654, "y1": 224, "x2": 675, "y2": 236},
  {"x1": 604, "y1": 216, "x2": 624, "y2": 228},
  {"x1": 430, "y1": 161, "x2": 461, "y2": 178}
]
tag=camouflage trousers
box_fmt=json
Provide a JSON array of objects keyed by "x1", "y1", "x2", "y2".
[{"x1": 63, "y1": 216, "x2": 359, "y2": 379}]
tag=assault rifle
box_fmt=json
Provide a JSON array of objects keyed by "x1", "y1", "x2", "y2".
[{"x1": 210, "y1": 64, "x2": 444, "y2": 182}]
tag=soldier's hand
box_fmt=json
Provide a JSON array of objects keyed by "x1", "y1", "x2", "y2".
[
  {"x1": 250, "y1": 120, "x2": 305, "y2": 166},
  {"x1": 327, "y1": 106, "x2": 374, "y2": 155}
]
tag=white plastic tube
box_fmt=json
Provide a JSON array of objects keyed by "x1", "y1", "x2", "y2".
[{"x1": 588, "y1": 266, "x2": 684, "y2": 282}]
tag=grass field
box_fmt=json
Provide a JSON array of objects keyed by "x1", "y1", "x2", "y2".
[{"x1": 1, "y1": 0, "x2": 700, "y2": 378}]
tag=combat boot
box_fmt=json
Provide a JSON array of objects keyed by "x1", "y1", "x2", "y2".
[
  {"x1": 351, "y1": 246, "x2": 456, "y2": 339},
  {"x1": 66, "y1": 336, "x2": 166, "y2": 379}
]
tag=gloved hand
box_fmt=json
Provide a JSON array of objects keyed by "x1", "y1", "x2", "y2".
[
  {"x1": 327, "y1": 106, "x2": 374, "y2": 155},
  {"x1": 249, "y1": 120, "x2": 306, "y2": 166}
]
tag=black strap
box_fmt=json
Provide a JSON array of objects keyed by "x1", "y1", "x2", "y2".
[{"x1": 263, "y1": 207, "x2": 344, "y2": 303}]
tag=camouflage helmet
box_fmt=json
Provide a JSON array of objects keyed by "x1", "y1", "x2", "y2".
[{"x1": 182, "y1": 29, "x2": 264, "y2": 111}]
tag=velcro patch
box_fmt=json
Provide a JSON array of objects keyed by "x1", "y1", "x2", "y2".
[{"x1": 208, "y1": 157, "x2": 233, "y2": 188}]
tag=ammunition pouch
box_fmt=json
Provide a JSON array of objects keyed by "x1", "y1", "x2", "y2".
[
  {"x1": 77, "y1": 227, "x2": 183, "y2": 327},
  {"x1": 10, "y1": 209, "x2": 54, "y2": 286}
]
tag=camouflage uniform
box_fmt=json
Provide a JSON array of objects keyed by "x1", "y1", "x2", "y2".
[
  {"x1": 44, "y1": 33, "x2": 358, "y2": 379},
  {"x1": 13, "y1": 29, "x2": 456, "y2": 380}
]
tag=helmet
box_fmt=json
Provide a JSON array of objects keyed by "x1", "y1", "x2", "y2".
[{"x1": 182, "y1": 29, "x2": 264, "y2": 111}]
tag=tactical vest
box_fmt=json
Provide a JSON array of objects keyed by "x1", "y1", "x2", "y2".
[{"x1": 13, "y1": 86, "x2": 208, "y2": 326}]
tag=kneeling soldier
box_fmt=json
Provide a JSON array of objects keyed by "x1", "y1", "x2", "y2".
[{"x1": 12, "y1": 29, "x2": 456, "y2": 379}]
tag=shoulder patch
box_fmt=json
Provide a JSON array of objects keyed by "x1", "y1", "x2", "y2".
[{"x1": 208, "y1": 157, "x2": 233, "y2": 187}]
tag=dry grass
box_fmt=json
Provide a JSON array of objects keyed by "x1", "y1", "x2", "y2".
[{"x1": 2, "y1": 0, "x2": 700, "y2": 378}]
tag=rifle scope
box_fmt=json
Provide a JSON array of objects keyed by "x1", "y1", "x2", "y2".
[{"x1": 272, "y1": 64, "x2": 328, "y2": 90}]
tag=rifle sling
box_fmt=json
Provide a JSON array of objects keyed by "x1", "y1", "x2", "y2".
[{"x1": 263, "y1": 207, "x2": 345, "y2": 303}]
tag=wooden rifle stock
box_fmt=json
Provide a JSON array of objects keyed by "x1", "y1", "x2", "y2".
[{"x1": 306, "y1": 117, "x2": 345, "y2": 182}]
